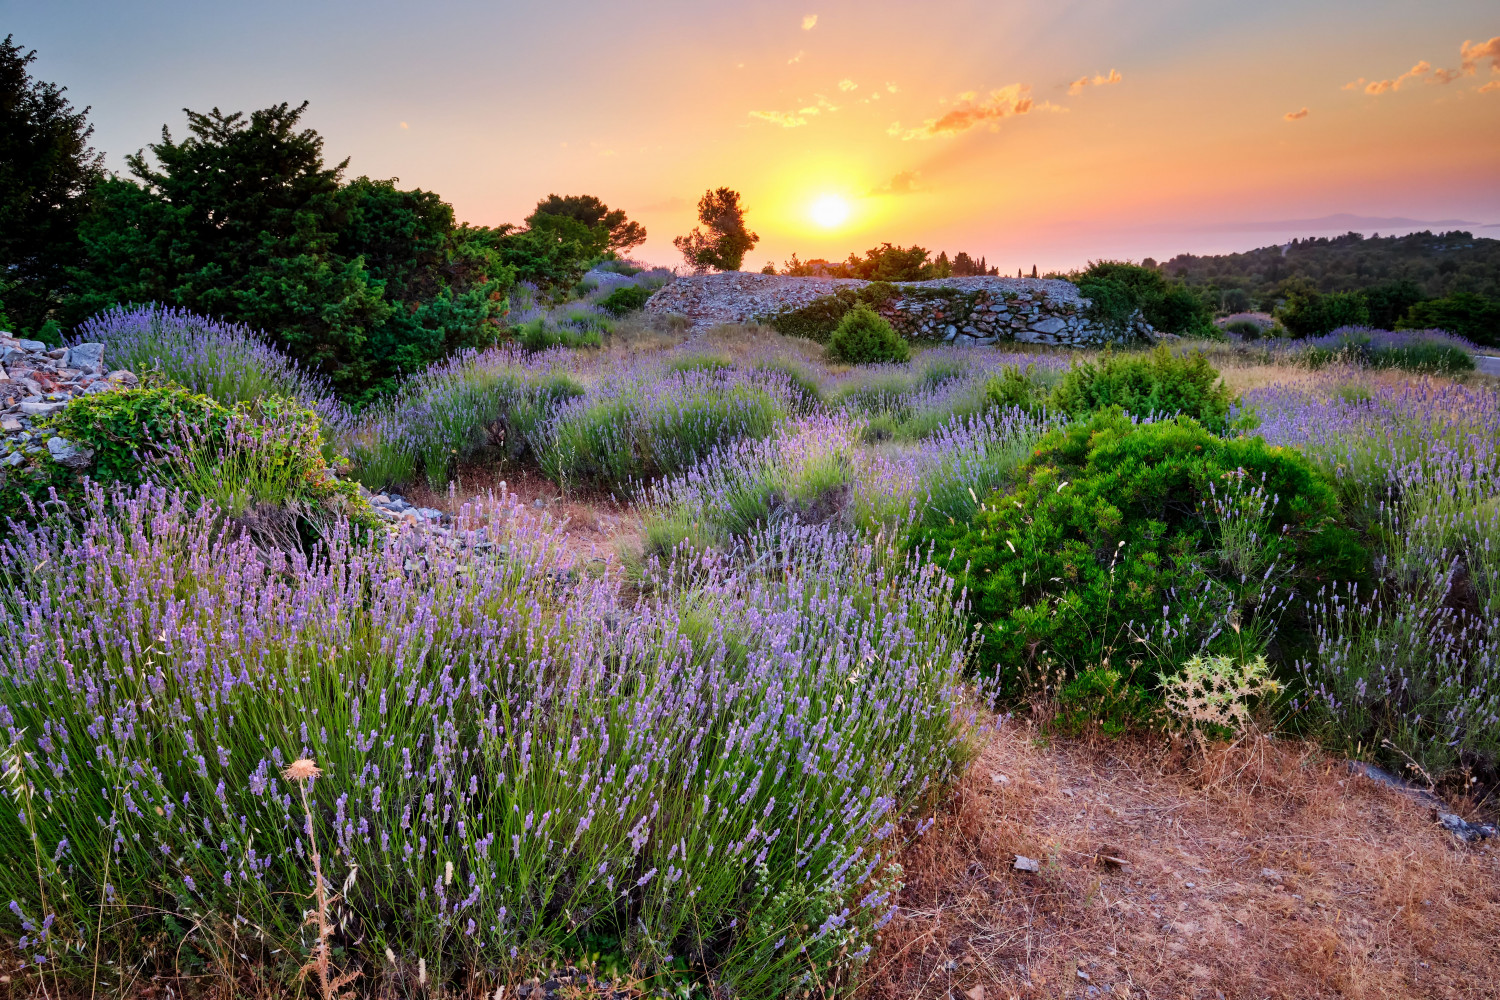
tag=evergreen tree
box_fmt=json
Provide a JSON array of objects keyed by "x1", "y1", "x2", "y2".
[
  {"x1": 0, "y1": 35, "x2": 105, "y2": 337},
  {"x1": 70, "y1": 103, "x2": 514, "y2": 399},
  {"x1": 527, "y1": 193, "x2": 645, "y2": 252},
  {"x1": 674, "y1": 187, "x2": 759, "y2": 272}
]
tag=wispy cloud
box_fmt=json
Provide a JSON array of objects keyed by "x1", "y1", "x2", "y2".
[
  {"x1": 838, "y1": 78, "x2": 857, "y2": 92},
  {"x1": 749, "y1": 109, "x2": 810, "y2": 128},
  {"x1": 788, "y1": 50, "x2": 805, "y2": 64},
  {"x1": 1480, "y1": 80, "x2": 1500, "y2": 94},
  {"x1": 802, "y1": 14, "x2": 818, "y2": 30},
  {"x1": 1284, "y1": 107, "x2": 1309, "y2": 121},
  {"x1": 889, "y1": 83, "x2": 1035, "y2": 140},
  {"x1": 1347, "y1": 36, "x2": 1500, "y2": 95},
  {"x1": 1067, "y1": 68, "x2": 1122, "y2": 96},
  {"x1": 869, "y1": 169, "x2": 925, "y2": 195}
]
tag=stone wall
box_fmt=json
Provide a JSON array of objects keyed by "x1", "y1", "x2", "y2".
[
  {"x1": 1, "y1": 334, "x2": 137, "y2": 470},
  {"x1": 644, "y1": 273, "x2": 1153, "y2": 346}
]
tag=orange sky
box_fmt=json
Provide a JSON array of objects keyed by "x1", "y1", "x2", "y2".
[{"x1": 10, "y1": 0, "x2": 1500, "y2": 271}]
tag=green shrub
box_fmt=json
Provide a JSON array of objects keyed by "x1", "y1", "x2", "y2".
[
  {"x1": 599, "y1": 284, "x2": 652, "y2": 315},
  {"x1": 1049, "y1": 346, "x2": 1235, "y2": 430},
  {"x1": 1222, "y1": 319, "x2": 1264, "y2": 340},
  {"x1": 47, "y1": 383, "x2": 229, "y2": 485},
  {"x1": 1397, "y1": 291, "x2": 1500, "y2": 346},
  {"x1": 762, "y1": 282, "x2": 900, "y2": 342},
  {"x1": 911, "y1": 411, "x2": 1366, "y2": 696},
  {"x1": 1368, "y1": 341, "x2": 1474, "y2": 374},
  {"x1": 826, "y1": 304, "x2": 909, "y2": 364},
  {"x1": 517, "y1": 318, "x2": 602, "y2": 352},
  {"x1": 7, "y1": 384, "x2": 378, "y2": 535},
  {"x1": 984, "y1": 365, "x2": 1048, "y2": 415},
  {"x1": 1073, "y1": 262, "x2": 1213, "y2": 337}
]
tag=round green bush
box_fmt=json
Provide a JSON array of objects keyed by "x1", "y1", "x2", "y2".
[
  {"x1": 1050, "y1": 346, "x2": 1236, "y2": 431},
  {"x1": 912, "y1": 410, "x2": 1367, "y2": 696},
  {"x1": 826, "y1": 304, "x2": 909, "y2": 364}
]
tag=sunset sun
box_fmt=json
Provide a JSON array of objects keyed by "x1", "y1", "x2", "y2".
[{"x1": 809, "y1": 193, "x2": 850, "y2": 229}]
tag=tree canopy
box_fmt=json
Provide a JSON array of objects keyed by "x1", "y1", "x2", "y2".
[
  {"x1": 0, "y1": 34, "x2": 104, "y2": 337},
  {"x1": 68, "y1": 102, "x2": 517, "y2": 400},
  {"x1": 674, "y1": 187, "x2": 758, "y2": 272},
  {"x1": 527, "y1": 193, "x2": 646, "y2": 252}
]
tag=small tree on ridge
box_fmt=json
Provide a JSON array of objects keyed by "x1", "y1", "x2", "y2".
[{"x1": 674, "y1": 187, "x2": 758, "y2": 272}]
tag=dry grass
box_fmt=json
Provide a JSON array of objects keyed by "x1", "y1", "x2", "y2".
[{"x1": 863, "y1": 720, "x2": 1500, "y2": 1000}]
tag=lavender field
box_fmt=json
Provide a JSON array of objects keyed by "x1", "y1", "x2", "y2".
[{"x1": 2, "y1": 307, "x2": 1497, "y2": 996}]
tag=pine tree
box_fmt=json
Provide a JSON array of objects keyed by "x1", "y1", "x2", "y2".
[
  {"x1": 673, "y1": 188, "x2": 759, "y2": 272},
  {"x1": 0, "y1": 35, "x2": 105, "y2": 337}
]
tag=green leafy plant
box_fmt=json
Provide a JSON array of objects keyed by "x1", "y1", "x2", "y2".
[
  {"x1": 912, "y1": 410, "x2": 1366, "y2": 695},
  {"x1": 826, "y1": 304, "x2": 909, "y2": 364},
  {"x1": 598, "y1": 284, "x2": 651, "y2": 316},
  {"x1": 1049, "y1": 346, "x2": 1236, "y2": 430},
  {"x1": 984, "y1": 365, "x2": 1049, "y2": 416}
]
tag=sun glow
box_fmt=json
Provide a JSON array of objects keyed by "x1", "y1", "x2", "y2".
[{"x1": 809, "y1": 194, "x2": 851, "y2": 229}]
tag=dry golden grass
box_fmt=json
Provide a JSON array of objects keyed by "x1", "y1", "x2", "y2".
[{"x1": 862, "y1": 720, "x2": 1500, "y2": 1000}]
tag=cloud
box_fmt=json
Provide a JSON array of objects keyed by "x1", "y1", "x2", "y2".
[
  {"x1": 802, "y1": 14, "x2": 817, "y2": 30},
  {"x1": 1284, "y1": 107, "x2": 1309, "y2": 121},
  {"x1": 891, "y1": 83, "x2": 1034, "y2": 139},
  {"x1": 399, "y1": 121, "x2": 409, "y2": 129},
  {"x1": 1461, "y1": 36, "x2": 1500, "y2": 73},
  {"x1": 838, "y1": 78, "x2": 857, "y2": 92},
  {"x1": 1068, "y1": 69, "x2": 1122, "y2": 96},
  {"x1": 886, "y1": 82, "x2": 899, "y2": 93},
  {"x1": 788, "y1": 50, "x2": 805, "y2": 64},
  {"x1": 749, "y1": 109, "x2": 810, "y2": 128},
  {"x1": 1481, "y1": 80, "x2": 1500, "y2": 94},
  {"x1": 1347, "y1": 37, "x2": 1500, "y2": 95},
  {"x1": 869, "y1": 170, "x2": 925, "y2": 195}
]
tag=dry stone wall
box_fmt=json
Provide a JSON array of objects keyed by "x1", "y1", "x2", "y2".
[{"x1": 644, "y1": 272, "x2": 1154, "y2": 347}]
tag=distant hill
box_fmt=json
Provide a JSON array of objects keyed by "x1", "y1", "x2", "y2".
[{"x1": 1155, "y1": 230, "x2": 1500, "y2": 311}]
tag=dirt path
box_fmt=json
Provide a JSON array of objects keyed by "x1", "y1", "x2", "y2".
[{"x1": 865, "y1": 721, "x2": 1500, "y2": 1000}]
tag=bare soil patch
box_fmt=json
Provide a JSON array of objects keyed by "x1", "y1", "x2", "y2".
[{"x1": 864, "y1": 721, "x2": 1500, "y2": 1000}]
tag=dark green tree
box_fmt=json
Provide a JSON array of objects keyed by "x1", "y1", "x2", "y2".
[
  {"x1": 0, "y1": 35, "x2": 105, "y2": 338},
  {"x1": 69, "y1": 103, "x2": 512, "y2": 399},
  {"x1": 1397, "y1": 291, "x2": 1500, "y2": 346},
  {"x1": 1361, "y1": 279, "x2": 1427, "y2": 330},
  {"x1": 674, "y1": 187, "x2": 759, "y2": 272},
  {"x1": 526, "y1": 193, "x2": 646, "y2": 252}
]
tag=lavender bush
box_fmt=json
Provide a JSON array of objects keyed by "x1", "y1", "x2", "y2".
[
  {"x1": 640, "y1": 406, "x2": 1053, "y2": 559},
  {"x1": 535, "y1": 365, "x2": 795, "y2": 494},
  {"x1": 74, "y1": 305, "x2": 337, "y2": 411},
  {"x1": 1245, "y1": 369, "x2": 1500, "y2": 773},
  {"x1": 0, "y1": 484, "x2": 975, "y2": 995}
]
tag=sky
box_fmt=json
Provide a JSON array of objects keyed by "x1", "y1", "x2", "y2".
[{"x1": 5, "y1": 0, "x2": 1499, "y2": 273}]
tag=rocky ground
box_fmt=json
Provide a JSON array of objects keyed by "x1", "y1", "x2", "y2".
[{"x1": 0, "y1": 335, "x2": 136, "y2": 469}]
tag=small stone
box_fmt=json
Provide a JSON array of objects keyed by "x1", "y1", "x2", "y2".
[
  {"x1": 0, "y1": 416, "x2": 21, "y2": 432},
  {"x1": 2, "y1": 451, "x2": 24, "y2": 467},
  {"x1": 66, "y1": 343, "x2": 107, "y2": 371},
  {"x1": 18, "y1": 339, "x2": 47, "y2": 352},
  {"x1": 18, "y1": 400, "x2": 64, "y2": 416},
  {"x1": 1013, "y1": 855, "x2": 1041, "y2": 873},
  {"x1": 46, "y1": 435, "x2": 94, "y2": 469}
]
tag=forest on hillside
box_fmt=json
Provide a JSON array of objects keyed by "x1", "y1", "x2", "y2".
[{"x1": 1157, "y1": 230, "x2": 1500, "y2": 309}]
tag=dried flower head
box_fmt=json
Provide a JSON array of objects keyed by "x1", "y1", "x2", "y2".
[{"x1": 282, "y1": 758, "x2": 323, "y2": 782}]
